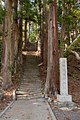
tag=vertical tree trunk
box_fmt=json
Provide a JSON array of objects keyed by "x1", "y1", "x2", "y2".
[
  {"x1": 16, "y1": 0, "x2": 23, "y2": 65},
  {"x1": 52, "y1": 2, "x2": 59, "y2": 94},
  {"x1": 2, "y1": 0, "x2": 13, "y2": 89},
  {"x1": 24, "y1": 19, "x2": 27, "y2": 49},
  {"x1": 60, "y1": 0, "x2": 65, "y2": 57},
  {"x1": 45, "y1": 2, "x2": 59, "y2": 96},
  {"x1": 18, "y1": 18, "x2": 22, "y2": 64},
  {"x1": 12, "y1": 0, "x2": 19, "y2": 73},
  {"x1": 45, "y1": 4, "x2": 53, "y2": 96},
  {"x1": 42, "y1": 0, "x2": 48, "y2": 67},
  {"x1": 28, "y1": 21, "x2": 31, "y2": 41}
]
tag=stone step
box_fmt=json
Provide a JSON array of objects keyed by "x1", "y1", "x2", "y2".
[
  {"x1": 21, "y1": 80, "x2": 41, "y2": 82},
  {"x1": 20, "y1": 83, "x2": 41, "y2": 85},
  {"x1": 17, "y1": 94, "x2": 43, "y2": 100},
  {"x1": 17, "y1": 87, "x2": 42, "y2": 90},
  {"x1": 19, "y1": 86, "x2": 42, "y2": 89},
  {"x1": 21, "y1": 80, "x2": 41, "y2": 83},
  {"x1": 16, "y1": 90, "x2": 42, "y2": 95},
  {"x1": 18, "y1": 90, "x2": 42, "y2": 93}
]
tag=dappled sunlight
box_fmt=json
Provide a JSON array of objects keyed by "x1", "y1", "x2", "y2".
[
  {"x1": 22, "y1": 51, "x2": 40, "y2": 56},
  {"x1": 22, "y1": 51, "x2": 27, "y2": 56},
  {"x1": 5, "y1": 91, "x2": 12, "y2": 96}
]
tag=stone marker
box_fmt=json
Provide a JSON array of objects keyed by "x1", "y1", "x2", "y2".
[{"x1": 57, "y1": 58, "x2": 72, "y2": 102}]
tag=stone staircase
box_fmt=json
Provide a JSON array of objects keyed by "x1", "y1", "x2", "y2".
[
  {"x1": 16, "y1": 80, "x2": 43, "y2": 100},
  {"x1": 15, "y1": 51, "x2": 44, "y2": 100}
]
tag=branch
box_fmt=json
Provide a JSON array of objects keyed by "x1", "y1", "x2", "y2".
[
  {"x1": 71, "y1": 50, "x2": 80, "y2": 60},
  {"x1": 64, "y1": 35, "x2": 80, "y2": 57},
  {"x1": 67, "y1": 35, "x2": 80, "y2": 50}
]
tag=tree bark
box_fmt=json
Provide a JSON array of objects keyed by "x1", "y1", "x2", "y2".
[
  {"x1": 42, "y1": 0, "x2": 48, "y2": 67},
  {"x1": 52, "y1": 2, "x2": 59, "y2": 94},
  {"x1": 12, "y1": 0, "x2": 19, "y2": 73},
  {"x1": 24, "y1": 19, "x2": 27, "y2": 49},
  {"x1": 45, "y1": 2, "x2": 59, "y2": 96},
  {"x1": 2, "y1": 0, "x2": 13, "y2": 89},
  {"x1": 45, "y1": 4, "x2": 53, "y2": 96},
  {"x1": 60, "y1": 0, "x2": 66, "y2": 57},
  {"x1": 18, "y1": 2, "x2": 23, "y2": 65}
]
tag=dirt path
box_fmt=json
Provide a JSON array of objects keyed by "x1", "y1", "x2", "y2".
[{"x1": 0, "y1": 51, "x2": 56, "y2": 120}]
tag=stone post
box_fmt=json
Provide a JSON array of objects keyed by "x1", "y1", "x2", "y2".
[{"x1": 57, "y1": 58, "x2": 72, "y2": 102}]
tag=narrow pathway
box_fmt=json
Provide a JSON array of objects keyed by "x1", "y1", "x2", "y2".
[
  {"x1": 0, "y1": 51, "x2": 56, "y2": 120},
  {"x1": 16, "y1": 51, "x2": 43, "y2": 100}
]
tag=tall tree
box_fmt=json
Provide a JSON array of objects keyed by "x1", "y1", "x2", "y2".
[
  {"x1": 12, "y1": 0, "x2": 19, "y2": 73},
  {"x1": 41, "y1": 0, "x2": 48, "y2": 66},
  {"x1": 18, "y1": 0, "x2": 23, "y2": 65},
  {"x1": 45, "y1": 1, "x2": 59, "y2": 96},
  {"x1": 2, "y1": 0, "x2": 13, "y2": 89},
  {"x1": 60, "y1": 0, "x2": 65, "y2": 57}
]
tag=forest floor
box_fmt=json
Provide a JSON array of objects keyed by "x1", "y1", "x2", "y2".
[{"x1": 0, "y1": 51, "x2": 80, "y2": 120}]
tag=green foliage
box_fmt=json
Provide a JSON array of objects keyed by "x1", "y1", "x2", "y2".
[
  {"x1": 29, "y1": 22, "x2": 38, "y2": 42},
  {"x1": 58, "y1": 0, "x2": 80, "y2": 30},
  {"x1": 29, "y1": 32, "x2": 36, "y2": 42},
  {"x1": 47, "y1": 0, "x2": 53, "y2": 4},
  {"x1": 19, "y1": 0, "x2": 40, "y2": 23},
  {"x1": 63, "y1": 50, "x2": 71, "y2": 58},
  {"x1": 57, "y1": 0, "x2": 62, "y2": 26},
  {"x1": 58, "y1": 0, "x2": 80, "y2": 56},
  {"x1": 0, "y1": 3, "x2": 5, "y2": 24}
]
